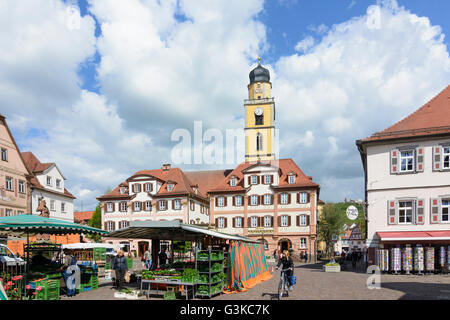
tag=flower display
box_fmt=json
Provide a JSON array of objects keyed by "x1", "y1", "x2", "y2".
[{"x1": 36, "y1": 286, "x2": 42, "y2": 292}]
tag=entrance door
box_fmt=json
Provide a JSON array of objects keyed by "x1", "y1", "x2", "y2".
[
  {"x1": 278, "y1": 238, "x2": 292, "y2": 252},
  {"x1": 138, "y1": 241, "x2": 149, "y2": 257}
]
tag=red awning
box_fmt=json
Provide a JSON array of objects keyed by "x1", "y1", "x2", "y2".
[{"x1": 377, "y1": 231, "x2": 450, "y2": 241}]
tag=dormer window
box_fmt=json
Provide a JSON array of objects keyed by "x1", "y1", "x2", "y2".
[
  {"x1": 264, "y1": 175, "x2": 272, "y2": 184},
  {"x1": 120, "y1": 187, "x2": 125, "y2": 195},
  {"x1": 288, "y1": 175, "x2": 296, "y2": 184},
  {"x1": 144, "y1": 183, "x2": 152, "y2": 192},
  {"x1": 167, "y1": 184, "x2": 174, "y2": 192},
  {"x1": 56, "y1": 179, "x2": 61, "y2": 189},
  {"x1": 46, "y1": 176, "x2": 52, "y2": 187},
  {"x1": 230, "y1": 179, "x2": 236, "y2": 187},
  {"x1": 251, "y1": 175, "x2": 258, "y2": 185}
]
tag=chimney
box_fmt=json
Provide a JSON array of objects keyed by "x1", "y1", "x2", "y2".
[{"x1": 307, "y1": 176, "x2": 313, "y2": 181}]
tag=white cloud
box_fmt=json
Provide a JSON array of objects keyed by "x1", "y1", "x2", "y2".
[
  {"x1": 2, "y1": 0, "x2": 450, "y2": 209},
  {"x1": 295, "y1": 36, "x2": 315, "y2": 53}
]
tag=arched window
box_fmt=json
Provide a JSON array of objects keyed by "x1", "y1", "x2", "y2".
[{"x1": 256, "y1": 133, "x2": 263, "y2": 151}]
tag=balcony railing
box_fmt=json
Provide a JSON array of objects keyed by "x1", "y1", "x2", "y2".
[{"x1": 244, "y1": 97, "x2": 275, "y2": 105}]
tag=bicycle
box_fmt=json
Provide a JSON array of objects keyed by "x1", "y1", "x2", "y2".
[{"x1": 277, "y1": 267, "x2": 292, "y2": 300}]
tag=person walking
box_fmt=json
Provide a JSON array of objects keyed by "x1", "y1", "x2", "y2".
[
  {"x1": 304, "y1": 252, "x2": 308, "y2": 263},
  {"x1": 158, "y1": 249, "x2": 167, "y2": 267},
  {"x1": 351, "y1": 250, "x2": 358, "y2": 272},
  {"x1": 144, "y1": 249, "x2": 152, "y2": 270},
  {"x1": 273, "y1": 249, "x2": 277, "y2": 260},
  {"x1": 112, "y1": 250, "x2": 128, "y2": 290}
]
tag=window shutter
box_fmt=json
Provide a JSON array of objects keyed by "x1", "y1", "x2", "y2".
[
  {"x1": 103, "y1": 222, "x2": 107, "y2": 230},
  {"x1": 215, "y1": 197, "x2": 219, "y2": 207},
  {"x1": 247, "y1": 217, "x2": 251, "y2": 227},
  {"x1": 157, "y1": 201, "x2": 160, "y2": 211},
  {"x1": 112, "y1": 222, "x2": 115, "y2": 231},
  {"x1": 387, "y1": 200, "x2": 398, "y2": 225},
  {"x1": 224, "y1": 197, "x2": 227, "y2": 207},
  {"x1": 288, "y1": 216, "x2": 291, "y2": 226},
  {"x1": 224, "y1": 218, "x2": 227, "y2": 228},
  {"x1": 257, "y1": 176, "x2": 260, "y2": 184},
  {"x1": 288, "y1": 193, "x2": 291, "y2": 204},
  {"x1": 248, "y1": 177, "x2": 251, "y2": 185},
  {"x1": 271, "y1": 175, "x2": 274, "y2": 184},
  {"x1": 172, "y1": 200, "x2": 175, "y2": 210},
  {"x1": 270, "y1": 195, "x2": 274, "y2": 205},
  {"x1": 306, "y1": 215, "x2": 310, "y2": 226},
  {"x1": 232, "y1": 218, "x2": 236, "y2": 228},
  {"x1": 433, "y1": 146, "x2": 442, "y2": 171},
  {"x1": 248, "y1": 197, "x2": 251, "y2": 206},
  {"x1": 296, "y1": 215, "x2": 300, "y2": 226},
  {"x1": 277, "y1": 216, "x2": 281, "y2": 227},
  {"x1": 270, "y1": 216, "x2": 274, "y2": 227},
  {"x1": 297, "y1": 193, "x2": 300, "y2": 204},
  {"x1": 307, "y1": 192, "x2": 311, "y2": 203},
  {"x1": 430, "y1": 198, "x2": 441, "y2": 224},
  {"x1": 390, "y1": 149, "x2": 399, "y2": 174},
  {"x1": 416, "y1": 147, "x2": 424, "y2": 172},
  {"x1": 278, "y1": 194, "x2": 281, "y2": 204},
  {"x1": 232, "y1": 196, "x2": 236, "y2": 206},
  {"x1": 416, "y1": 199, "x2": 425, "y2": 225},
  {"x1": 215, "y1": 218, "x2": 218, "y2": 227}
]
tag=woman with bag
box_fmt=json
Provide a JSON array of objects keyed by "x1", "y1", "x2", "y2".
[{"x1": 276, "y1": 250, "x2": 295, "y2": 292}]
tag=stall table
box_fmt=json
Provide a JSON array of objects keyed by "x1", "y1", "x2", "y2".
[{"x1": 140, "y1": 279, "x2": 195, "y2": 300}]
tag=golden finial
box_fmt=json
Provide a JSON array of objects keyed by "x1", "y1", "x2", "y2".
[{"x1": 258, "y1": 57, "x2": 261, "y2": 64}]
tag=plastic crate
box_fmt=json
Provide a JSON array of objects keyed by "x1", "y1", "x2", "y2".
[
  {"x1": 163, "y1": 291, "x2": 176, "y2": 300},
  {"x1": 35, "y1": 280, "x2": 60, "y2": 300}
]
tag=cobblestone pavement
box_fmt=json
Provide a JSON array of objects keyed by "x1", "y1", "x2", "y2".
[{"x1": 62, "y1": 261, "x2": 450, "y2": 300}]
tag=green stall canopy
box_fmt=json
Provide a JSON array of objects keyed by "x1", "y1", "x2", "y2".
[{"x1": 0, "y1": 214, "x2": 108, "y2": 236}]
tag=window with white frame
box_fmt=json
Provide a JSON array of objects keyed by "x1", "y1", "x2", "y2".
[
  {"x1": 230, "y1": 179, "x2": 236, "y2": 187},
  {"x1": 120, "y1": 221, "x2": 129, "y2": 229},
  {"x1": 256, "y1": 133, "x2": 263, "y2": 151},
  {"x1": 47, "y1": 176, "x2": 52, "y2": 186},
  {"x1": 134, "y1": 184, "x2": 141, "y2": 193},
  {"x1": 299, "y1": 192, "x2": 307, "y2": 204},
  {"x1": 218, "y1": 196, "x2": 225, "y2": 207},
  {"x1": 443, "y1": 147, "x2": 450, "y2": 169},
  {"x1": 159, "y1": 200, "x2": 166, "y2": 211},
  {"x1": 120, "y1": 187, "x2": 125, "y2": 194},
  {"x1": 61, "y1": 202, "x2": 66, "y2": 212},
  {"x1": 264, "y1": 194, "x2": 271, "y2": 205},
  {"x1": 145, "y1": 183, "x2": 152, "y2": 192},
  {"x1": 56, "y1": 179, "x2": 61, "y2": 189},
  {"x1": 400, "y1": 150, "x2": 414, "y2": 172},
  {"x1": 174, "y1": 199, "x2": 181, "y2": 210},
  {"x1": 18, "y1": 211, "x2": 24, "y2": 216},
  {"x1": 281, "y1": 215, "x2": 289, "y2": 227},
  {"x1": 167, "y1": 184, "x2": 174, "y2": 192},
  {"x1": 251, "y1": 216, "x2": 258, "y2": 228},
  {"x1": 288, "y1": 175, "x2": 295, "y2": 184},
  {"x1": 251, "y1": 175, "x2": 258, "y2": 185},
  {"x1": 280, "y1": 193, "x2": 288, "y2": 204},
  {"x1": 235, "y1": 196, "x2": 243, "y2": 206},
  {"x1": 264, "y1": 175, "x2": 271, "y2": 184},
  {"x1": 264, "y1": 216, "x2": 272, "y2": 227},
  {"x1": 300, "y1": 238, "x2": 307, "y2": 249},
  {"x1": 5, "y1": 209, "x2": 12, "y2": 217},
  {"x1": 18, "y1": 180, "x2": 25, "y2": 194},
  {"x1": 121, "y1": 202, "x2": 128, "y2": 212},
  {"x1": 442, "y1": 199, "x2": 450, "y2": 222},
  {"x1": 50, "y1": 200, "x2": 55, "y2": 211},
  {"x1": 107, "y1": 221, "x2": 115, "y2": 231},
  {"x1": 235, "y1": 217, "x2": 242, "y2": 228},
  {"x1": 6, "y1": 177, "x2": 13, "y2": 191},
  {"x1": 107, "y1": 202, "x2": 113, "y2": 212},
  {"x1": 398, "y1": 201, "x2": 413, "y2": 224},
  {"x1": 251, "y1": 195, "x2": 258, "y2": 206},
  {"x1": 134, "y1": 202, "x2": 141, "y2": 211},
  {"x1": 299, "y1": 215, "x2": 307, "y2": 226},
  {"x1": 1, "y1": 148, "x2": 7, "y2": 161},
  {"x1": 218, "y1": 217, "x2": 225, "y2": 228}
]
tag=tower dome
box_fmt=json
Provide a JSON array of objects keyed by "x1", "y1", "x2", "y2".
[{"x1": 249, "y1": 58, "x2": 270, "y2": 84}]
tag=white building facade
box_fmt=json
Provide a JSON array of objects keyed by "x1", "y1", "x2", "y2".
[{"x1": 357, "y1": 85, "x2": 450, "y2": 269}]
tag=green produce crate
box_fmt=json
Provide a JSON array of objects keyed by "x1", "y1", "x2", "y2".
[
  {"x1": 126, "y1": 258, "x2": 133, "y2": 269},
  {"x1": 164, "y1": 291, "x2": 177, "y2": 300},
  {"x1": 35, "y1": 280, "x2": 60, "y2": 300}
]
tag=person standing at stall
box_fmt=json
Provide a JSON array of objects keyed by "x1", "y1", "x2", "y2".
[
  {"x1": 112, "y1": 250, "x2": 128, "y2": 290},
  {"x1": 62, "y1": 252, "x2": 78, "y2": 298},
  {"x1": 144, "y1": 249, "x2": 152, "y2": 270}
]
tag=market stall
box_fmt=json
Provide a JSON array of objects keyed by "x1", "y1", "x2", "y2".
[
  {"x1": 106, "y1": 220, "x2": 270, "y2": 299},
  {"x1": 0, "y1": 214, "x2": 107, "y2": 300}
]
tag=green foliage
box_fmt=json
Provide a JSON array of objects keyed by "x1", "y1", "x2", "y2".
[{"x1": 85, "y1": 203, "x2": 102, "y2": 242}]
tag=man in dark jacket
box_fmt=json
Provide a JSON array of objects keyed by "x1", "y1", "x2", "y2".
[{"x1": 112, "y1": 250, "x2": 128, "y2": 289}]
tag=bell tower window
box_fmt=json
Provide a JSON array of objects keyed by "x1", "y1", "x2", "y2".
[
  {"x1": 255, "y1": 114, "x2": 263, "y2": 125},
  {"x1": 256, "y1": 133, "x2": 263, "y2": 152}
]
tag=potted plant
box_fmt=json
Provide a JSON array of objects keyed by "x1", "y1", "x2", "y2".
[{"x1": 323, "y1": 259, "x2": 341, "y2": 272}]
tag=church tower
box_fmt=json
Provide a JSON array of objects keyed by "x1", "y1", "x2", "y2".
[{"x1": 244, "y1": 58, "x2": 276, "y2": 163}]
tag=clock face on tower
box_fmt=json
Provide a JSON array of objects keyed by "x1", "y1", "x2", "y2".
[{"x1": 255, "y1": 108, "x2": 263, "y2": 116}]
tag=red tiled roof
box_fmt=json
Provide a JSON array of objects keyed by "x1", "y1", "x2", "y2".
[
  {"x1": 208, "y1": 159, "x2": 319, "y2": 193},
  {"x1": 74, "y1": 211, "x2": 95, "y2": 223},
  {"x1": 22, "y1": 152, "x2": 76, "y2": 199},
  {"x1": 97, "y1": 167, "x2": 229, "y2": 201},
  {"x1": 362, "y1": 85, "x2": 450, "y2": 143}
]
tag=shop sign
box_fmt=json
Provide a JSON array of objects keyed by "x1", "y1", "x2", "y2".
[
  {"x1": 248, "y1": 228, "x2": 274, "y2": 235},
  {"x1": 346, "y1": 205, "x2": 359, "y2": 221}
]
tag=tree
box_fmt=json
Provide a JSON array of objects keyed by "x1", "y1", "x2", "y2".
[
  {"x1": 318, "y1": 204, "x2": 346, "y2": 258},
  {"x1": 86, "y1": 203, "x2": 102, "y2": 242}
]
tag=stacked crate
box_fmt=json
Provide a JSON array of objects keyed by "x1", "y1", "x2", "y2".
[{"x1": 35, "y1": 279, "x2": 60, "y2": 300}]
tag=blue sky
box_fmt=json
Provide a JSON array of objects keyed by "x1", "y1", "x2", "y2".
[{"x1": 4, "y1": 0, "x2": 450, "y2": 209}]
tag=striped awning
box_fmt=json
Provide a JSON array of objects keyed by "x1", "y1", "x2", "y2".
[{"x1": 0, "y1": 214, "x2": 108, "y2": 236}]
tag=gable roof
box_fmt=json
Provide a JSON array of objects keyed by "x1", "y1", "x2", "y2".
[
  {"x1": 74, "y1": 211, "x2": 95, "y2": 223},
  {"x1": 362, "y1": 85, "x2": 450, "y2": 143},
  {"x1": 208, "y1": 159, "x2": 319, "y2": 193},
  {"x1": 0, "y1": 114, "x2": 31, "y2": 177}
]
